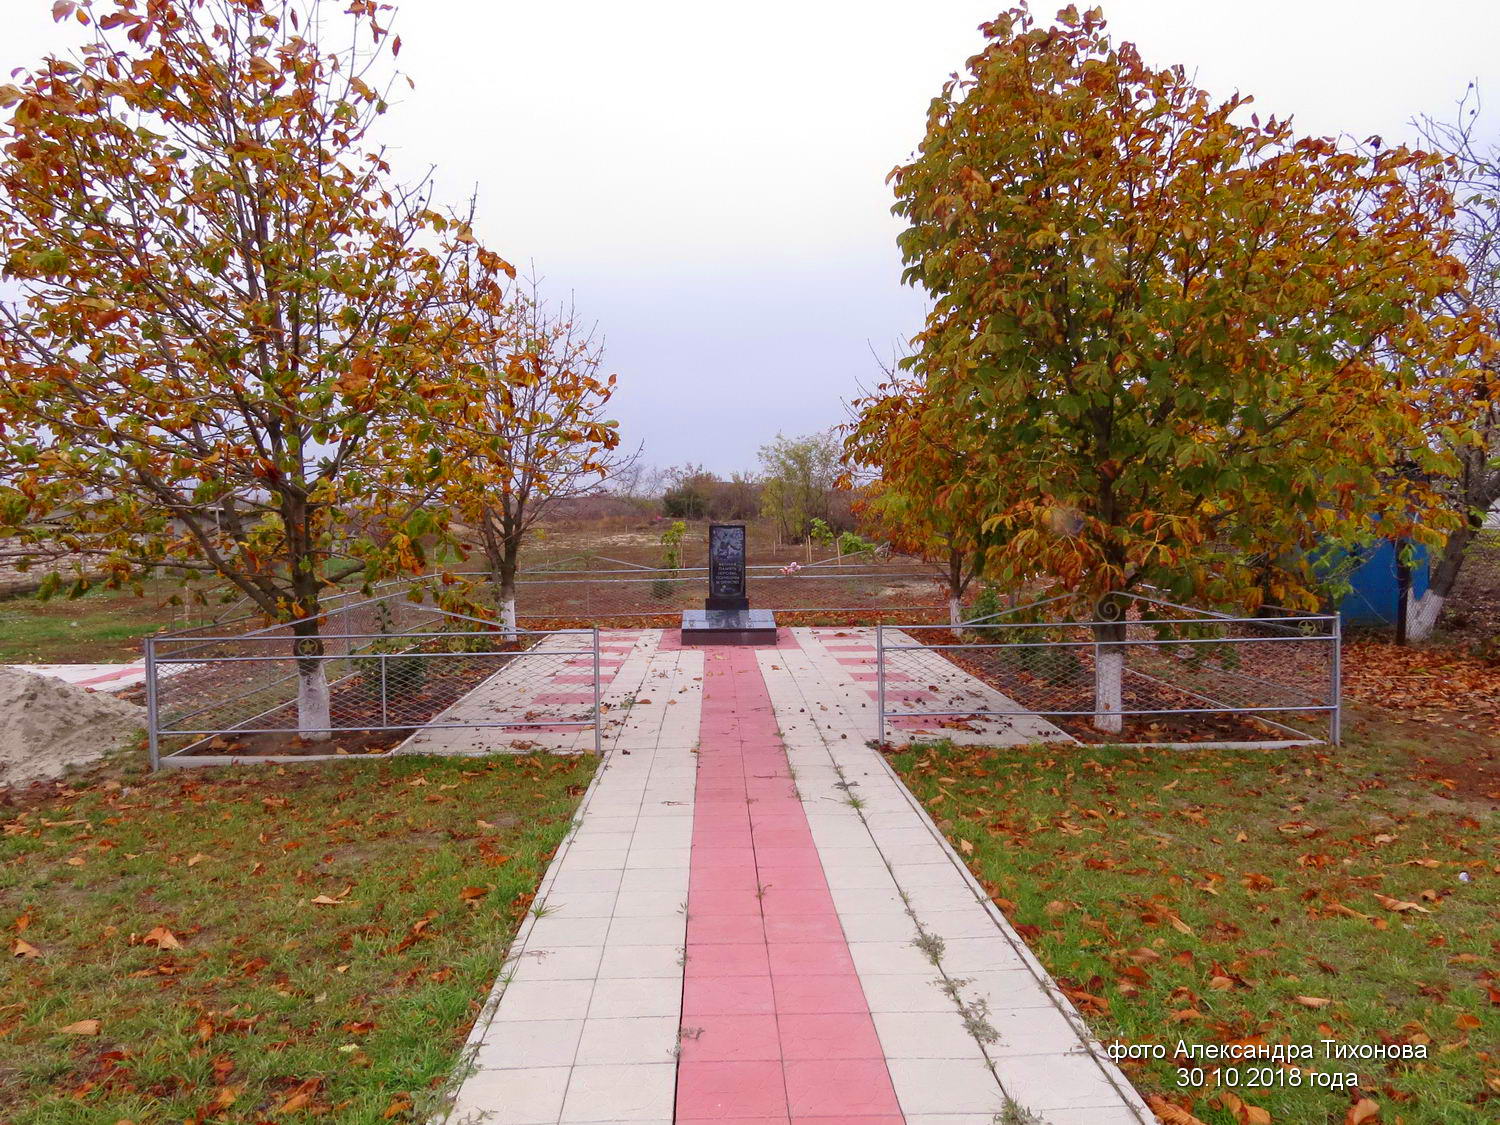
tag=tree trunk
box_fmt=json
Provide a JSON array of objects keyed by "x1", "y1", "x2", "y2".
[
  {"x1": 1092, "y1": 621, "x2": 1126, "y2": 734},
  {"x1": 1406, "y1": 522, "x2": 1478, "y2": 642},
  {"x1": 291, "y1": 618, "x2": 331, "y2": 741},
  {"x1": 500, "y1": 573, "x2": 518, "y2": 640},
  {"x1": 949, "y1": 596, "x2": 963, "y2": 626}
]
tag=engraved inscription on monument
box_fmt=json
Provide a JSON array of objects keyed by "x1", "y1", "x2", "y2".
[{"x1": 706, "y1": 523, "x2": 748, "y2": 611}]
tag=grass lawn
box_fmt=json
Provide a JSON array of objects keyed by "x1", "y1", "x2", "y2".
[
  {"x1": 889, "y1": 714, "x2": 1497, "y2": 1125},
  {"x1": 0, "y1": 752, "x2": 596, "y2": 1123},
  {"x1": 0, "y1": 585, "x2": 203, "y2": 664}
]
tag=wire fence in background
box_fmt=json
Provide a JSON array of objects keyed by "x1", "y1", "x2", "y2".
[
  {"x1": 877, "y1": 591, "x2": 1341, "y2": 747},
  {"x1": 145, "y1": 591, "x2": 599, "y2": 768}
]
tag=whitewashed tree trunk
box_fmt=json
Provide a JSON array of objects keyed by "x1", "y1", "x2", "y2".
[
  {"x1": 502, "y1": 592, "x2": 518, "y2": 641},
  {"x1": 1092, "y1": 621, "x2": 1126, "y2": 734},
  {"x1": 296, "y1": 663, "x2": 331, "y2": 741},
  {"x1": 1405, "y1": 589, "x2": 1445, "y2": 642},
  {"x1": 1093, "y1": 647, "x2": 1124, "y2": 733},
  {"x1": 949, "y1": 596, "x2": 963, "y2": 626}
]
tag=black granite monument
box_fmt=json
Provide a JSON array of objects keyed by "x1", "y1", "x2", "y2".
[{"x1": 680, "y1": 522, "x2": 778, "y2": 645}]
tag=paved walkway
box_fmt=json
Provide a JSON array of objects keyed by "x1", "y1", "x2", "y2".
[{"x1": 443, "y1": 628, "x2": 1150, "y2": 1125}]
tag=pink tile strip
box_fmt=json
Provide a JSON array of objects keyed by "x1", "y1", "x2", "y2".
[{"x1": 677, "y1": 643, "x2": 903, "y2": 1121}]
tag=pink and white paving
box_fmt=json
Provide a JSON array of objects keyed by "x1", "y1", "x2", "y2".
[{"x1": 440, "y1": 628, "x2": 1151, "y2": 1125}]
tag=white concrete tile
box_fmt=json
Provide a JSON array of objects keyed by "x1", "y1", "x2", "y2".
[
  {"x1": 939, "y1": 938, "x2": 1033, "y2": 974},
  {"x1": 963, "y1": 970, "x2": 1059, "y2": 1011},
  {"x1": 871, "y1": 1011, "x2": 989, "y2": 1060},
  {"x1": 603, "y1": 915, "x2": 686, "y2": 947},
  {"x1": 991, "y1": 1051, "x2": 1132, "y2": 1112},
  {"x1": 473, "y1": 1019, "x2": 584, "y2": 1069},
  {"x1": 537, "y1": 891, "x2": 619, "y2": 919},
  {"x1": 559, "y1": 1062, "x2": 677, "y2": 1122},
  {"x1": 596, "y1": 944, "x2": 683, "y2": 979},
  {"x1": 858, "y1": 972, "x2": 959, "y2": 1014},
  {"x1": 491, "y1": 979, "x2": 595, "y2": 1022},
  {"x1": 572, "y1": 1015, "x2": 680, "y2": 1065},
  {"x1": 617, "y1": 868, "x2": 690, "y2": 895},
  {"x1": 887, "y1": 1056, "x2": 1006, "y2": 1115},
  {"x1": 587, "y1": 977, "x2": 684, "y2": 1019},
  {"x1": 837, "y1": 911, "x2": 923, "y2": 944},
  {"x1": 507, "y1": 946, "x2": 604, "y2": 982},
  {"x1": 610, "y1": 890, "x2": 688, "y2": 918},
  {"x1": 447, "y1": 1065, "x2": 570, "y2": 1124},
  {"x1": 848, "y1": 940, "x2": 941, "y2": 976},
  {"x1": 525, "y1": 916, "x2": 612, "y2": 948},
  {"x1": 988, "y1": 1005, "x2": 1092, "y2": 1056}
]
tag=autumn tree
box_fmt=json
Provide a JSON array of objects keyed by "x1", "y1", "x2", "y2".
[
  {"x1": 0, "y1": 0, "x2": 512, "y2": 736},
  {"x1": 444, "y1": 278, "x2": 624, "y2": 634},
  {"x1": 846, "y1": 368, "x2": 999, "y2": 624},
  {"x1": 1398, "y1": 90, "x2": 1500, "y2": 640},
  {"x1": 877, "y1": 5, "x2": 1476, "y2": 730},
  {"x1": 758, "y1": 430, "x2": 845, "y2": 545}
]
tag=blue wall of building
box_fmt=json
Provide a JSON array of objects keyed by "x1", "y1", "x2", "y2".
[{"x1": 1336, "y1": 539, "x2": 1430, "y2": 627}]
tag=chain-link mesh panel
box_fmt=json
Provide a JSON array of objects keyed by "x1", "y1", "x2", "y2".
[
  {"x1": 148, "y1": 599, "x2": 597, "y2": 760},
  {"x1": 508, "y1": 565, "x2": 948, "y2": 625},
  {"x1": 878, "y1": 594, "x2": 1340, "y2": 745}
]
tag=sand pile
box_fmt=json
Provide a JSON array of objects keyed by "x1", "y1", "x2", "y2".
[{"x1": 0, "y1": 666, "x2": 144, "y2": 786}]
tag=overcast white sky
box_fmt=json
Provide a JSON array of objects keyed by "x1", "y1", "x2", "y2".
[{"x1": 5, "y1": 1, "x2": 1499, "y2": 474}]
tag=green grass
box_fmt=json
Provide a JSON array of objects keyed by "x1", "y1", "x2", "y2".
[
  {"x1": 888, "y1": 717, "x2": 1498, "y2": 1125},
  {"x1": 0, "y1": 585, "x2": 203, "y2": 663},
  {"x1": 0, "y1": 752, "x2": 596, "y2": 1123}
]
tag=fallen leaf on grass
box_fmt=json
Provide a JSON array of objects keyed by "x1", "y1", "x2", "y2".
[
  {"x1": 310, "y1": 885, "x2": 353, "y2": 906},
  {"x1": 1374, "y1": 893, "x2": 1431, "y2": 915},
  {"x1": 274, "y1": 1077, "x2": 321, "y2": 1114},
  {"x1": 459, "y1": 886, "x2": 489, "y2": 903},
  {"x1": 11, "y1": 938, "x2": 40, "y2": 958},
  {"x1": 382, "y1": 1094, "x2": 413, "y2": 1119},
  {"x1": 1146, "y1": 1094, "x2": 1209, "y2": 1125},
  {"x1": 1219, "y1": 1090, "x2": 1272, "y2": 1125},
  {"x1": 1346, "y1": 1097, "x2": 1381, "y2": 1123},
  {"x1": 958, "y1": 838, "x2": 974, "y2": 855},
  {"x1": 1294, "y1": 995, "x2": 1333, "y2": 1009},
  {"x1": 143, "y1": 926, "x2": 182, "y2": 950},
  {"x1": 59, "y1": 1019, "x2": 101, "y2": 1035}
]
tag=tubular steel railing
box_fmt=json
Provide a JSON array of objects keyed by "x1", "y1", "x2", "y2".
[
  {"x1": 145, "y1": 592, "x2": 601, "y2": 768},
  {"x1": 876, "y1": 592, "x2": 1342, "y2": 747}
]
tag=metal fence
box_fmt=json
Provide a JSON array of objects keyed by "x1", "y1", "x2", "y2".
[
  {"x1": 506, "y1": 559, "x2": 947, "y2": 625},
  {"x1": 876, "y1": 591, "x2": 1341, "y2": 746},
  {"x1": 145, "y1": 590, "x2": 600, "y2": 768}
]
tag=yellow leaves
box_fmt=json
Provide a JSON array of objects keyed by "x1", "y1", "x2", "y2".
[
  {"x1": 58, "y1": 1018, "x2": 101, "y2": 1036},
  {"x1": 1293, "y1": 995, "x2": 1333, "y2": 1009},
  {"x1": 336, "y1": 353, "x2": 376, "y2": 397},
  {"x1": 310, "y1": 886, "x2": 352, "y2": 906}
]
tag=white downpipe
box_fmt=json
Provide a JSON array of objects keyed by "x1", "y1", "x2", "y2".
[
  {"x1": 1093, "y1": 646, "x2": 1124, "y2": 734},
  {"x1": 1405, "y1": 589, "x2": 1445, "y2": 643},
  {"x1": 296, "y1": 664, "x2": 332, "y2": 741}
]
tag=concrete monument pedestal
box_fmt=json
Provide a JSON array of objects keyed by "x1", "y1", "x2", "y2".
[{"x1": 680, "y1": 522, "x2": 777, "y2": 645}]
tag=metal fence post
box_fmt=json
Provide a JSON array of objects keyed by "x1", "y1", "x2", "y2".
[
  {"x1": 592, "y1": 626, "x2": 603, "y2": 756},
  {"x1": 875, "y1": 625, "x2": 886, "y2": 747},
  {"x1": 380, "y1": 652, "x2": 389, "y2": 728},
  {"x1": 1330, "y1": 613, "x2": 1342, "y2": 746},
  {"x1": 144, "y1": 635, "x2": 161, "y2": 771}
]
